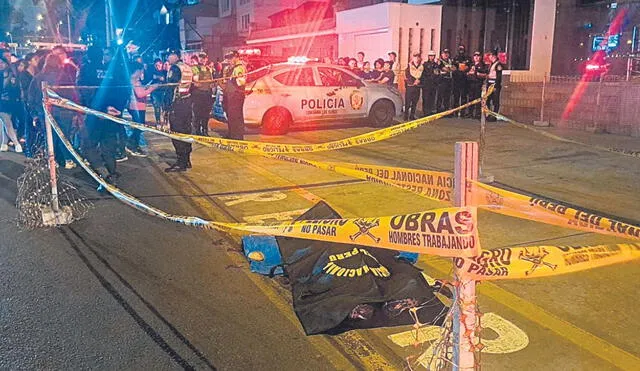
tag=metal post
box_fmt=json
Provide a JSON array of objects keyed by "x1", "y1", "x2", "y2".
[
  {"x1": 105, "y1": 0, "x2": 112, "y2": 46},
  {"x1": 452, "y1": 142, "x2": 479, "y2": 371},
  {"x1": 42, "y1": 82, "x2": 60, "y2": 213},
  {"x1": 540, "y1": 73, "x2": 546, "y2": 122},
  {"x1": 593, "y1": 73, "x2": 604, "y2": 133},
  {"x1": 478, "y1": 81, "x2": 487, "y2": 178},
  {"x1": 66, "y1": 0, "x2": 72, "y2": 43}
]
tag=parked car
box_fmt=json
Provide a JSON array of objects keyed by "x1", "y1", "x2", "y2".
[{"x1": 214, "y1": 60, "x2": 403, "y2": 135}]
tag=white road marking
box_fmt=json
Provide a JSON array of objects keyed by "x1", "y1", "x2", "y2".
[
  {"x1": 219, "y1": 191, "x2": 288, "y2": 206},
  {"x1": 243, "y1": 209, "x2": 308, "y2": 224},
  {"x1": 388, "y1": 273, "x2": 529, "y2": 369}
]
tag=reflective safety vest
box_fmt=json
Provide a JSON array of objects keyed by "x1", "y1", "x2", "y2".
[{"x1": 177, "y1": 62, "x2": 194, "y2": 97}]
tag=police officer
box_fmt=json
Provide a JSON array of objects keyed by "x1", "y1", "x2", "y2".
[
  {"x1": 223, "y1": 51, "x2": 246, "y2": 140},
  {"x1": 404, "y1": 52, "x2": 423, "y2": 121},
  {"x1": 486, "y1": 51, "x2": 503, "y2": 122},
  {"x1": 191, "y1": 52, "x2": 214, "y2": 136},
  {"x1": 165, "y1": 51, "x2": 194, "y2": 172},
  {"x1": 81, "y1": 48, "x2": 129, "y2": 187},
  {"x1": 452, "y1": 45, "x2": 471, "y2": 117},
  {"x1": 466, "y1": 51, "x2": 488, "y2": 119},
  {"x1": 436, "y1": 49, "x2": 454, "y2": 113},
  {"x1": 420, "y1": 50, "x2": 439, "y2": 116}
]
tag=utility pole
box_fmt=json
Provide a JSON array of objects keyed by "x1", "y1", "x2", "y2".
[
  {"x1": 66, "y1": 0, "x2": 72, "y2": 43},
  {"x1": 105, "y1": 0, "x2": 113, "y2": 45}
]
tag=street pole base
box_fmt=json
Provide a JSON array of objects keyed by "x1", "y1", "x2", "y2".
[
  {"x1": 533, "y1": 120, "x2": 550, "y2": 127},
  {"x1": 41, "y1": 205, "x2": 73, "y2": 227}
]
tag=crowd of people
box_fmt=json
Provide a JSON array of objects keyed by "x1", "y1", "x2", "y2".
[
  {"x1": 325, "y1": 46, "x2": 503, "y2": 121},
  {"x1": 0, "y1": 42, "x2": 502, "y2": 191},
  {"x1": 0, "y1": 43, "x2": 233, "y2": 189}
]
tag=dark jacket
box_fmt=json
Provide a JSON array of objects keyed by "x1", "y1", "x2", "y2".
[
  {"x1": 77, "y1": 60, "x2": 107, "y2": 107},
  {"x1": 420, "y1": 60, "x2": 440, "y2": 85}
]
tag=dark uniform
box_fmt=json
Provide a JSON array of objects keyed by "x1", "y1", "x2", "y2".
[
  {"x1": 81, "y1": 51, "x2": 129, "y2": 183},
  {"x1": 404, "y1": 56, "x2": 423, "y2": 121},
  {"x1": 436, "y1": 51, "x2": 454, "y2": 112},
  {"x1": 452, "y1": 47, "x2": 471, "y2": 116},
  {"x1": 487, "y1": 55, "x2": 503, "y2": 121},
  {"x1": 466, "y1": 53, "x2": 488, "y2": 119},
  {"x1": 420, "y1": 52, "x2": 439, "y2": 116},
  {"x1": 223, "y1": 53, "x2": 246, "y2": 140},
  {"x1": 165, "y1": 59, "x2": 194, "y2": 171},
  {"x1": 191, "y1": 62, "x2": 214, "y2": 136}
]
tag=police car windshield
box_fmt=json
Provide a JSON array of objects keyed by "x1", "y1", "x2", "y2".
[{"x1": 246, "y1": 65, "x2": 272, "y2": 83}]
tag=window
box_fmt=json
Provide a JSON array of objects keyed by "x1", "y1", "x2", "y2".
[
  {"x1": 430, "y1": 29, "x2": 435, "y2": 51},
  {"x1": 246, "y1": 66, "x2": 271, "y2": 84},
  {"x1": 239, "y1": 0, "x2": 250, "y2": 5},
  {"x1": 241, "y1": 14, "x2": 250, "y2": 30},
  {"x1": 317, "y1": 67, "x2": 362, "y2": 87},
  {"x1": 221, "y1": 0, "x2": 230, "y2": 13},
  {"x1": 273, "y1": 68, "x2": 316, "y2": 86}
]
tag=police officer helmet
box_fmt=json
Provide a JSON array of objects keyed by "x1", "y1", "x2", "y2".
[
  {"x1": 473, "y1": 51, "x2": 482, "y2": 57},
  {"x1": 442, "y1": 49, "x2": 450, "y2": 54},
  {"x1": 427, "y1": 50, "x2": 436, "y2": 56}
]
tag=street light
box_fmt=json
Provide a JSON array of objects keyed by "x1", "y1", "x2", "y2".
[{"x1": 37, "y1": 14, "x2": 44, "y2": 21}]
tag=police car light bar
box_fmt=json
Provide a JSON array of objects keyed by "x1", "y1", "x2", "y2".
[{"x1": 287, "y1": 56, "x2": 317, "y2": 64}]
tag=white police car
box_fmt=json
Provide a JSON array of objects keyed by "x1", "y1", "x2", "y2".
[{"x1": 215, "y1": 58, "x2": 403, "y2": 135}]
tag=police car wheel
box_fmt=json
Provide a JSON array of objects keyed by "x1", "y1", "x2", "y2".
[
  {"x1": 369, "y1": 100, "x2": 395, "y2": 127},
  {"x1": 261, "y1": 107, "x2": 292, "y2": 135}
]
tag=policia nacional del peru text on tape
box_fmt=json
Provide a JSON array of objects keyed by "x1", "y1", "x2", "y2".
[
  {"x1": 44, "y1": 109, "x2": 481, "y2": 257},
  {"x1": 324, "y1": 162, "x2": 453, "y2": 202},
  {"x1": 453, "y1": 243, "x2": 640, "y2": 280},
  {"x1": 472, "y1": 181, "x2": 640, "y2": 241}
]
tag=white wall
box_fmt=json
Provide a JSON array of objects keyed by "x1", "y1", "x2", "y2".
[
  {"x1": 509, "y1": 0, "x2": 557, "y2": 80},
  {"x1": 337, "y1": 3, "x2": 442, "y2": 68}
]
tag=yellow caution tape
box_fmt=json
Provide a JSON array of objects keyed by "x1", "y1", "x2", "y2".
[
  {"x1": 324, "y1": 162, "x2": 453, "y2": 202},
  {"x1": 45, "y1": 89, "x2": 461, "y2": 202},
  {"x1": 472, "y1": 181, "x2": 640, "y2": 241},
  {"x1": 453, "y1": 243, "x2": 640, "y2": 280},
  {"x1": 485, "y1": 110, "x2": 640, "y2": 159},
  {"x1": 45, "y1": 108, "x2": 480, "y2": 257},
  {"x1": 218, "y1": 206, "x2": 481, "y2": 257},
  {"x1": 46, "y1": 88, "x2": 484, "y2": 155}
]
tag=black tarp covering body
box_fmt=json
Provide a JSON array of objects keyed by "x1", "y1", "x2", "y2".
[{"x1": 276, "y1": 202, "x2": 448, "y2": 335}]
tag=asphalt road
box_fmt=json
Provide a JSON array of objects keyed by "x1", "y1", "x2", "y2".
[{"x1": 1, "y1": 115, "x2": 639, "y2": 370}]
